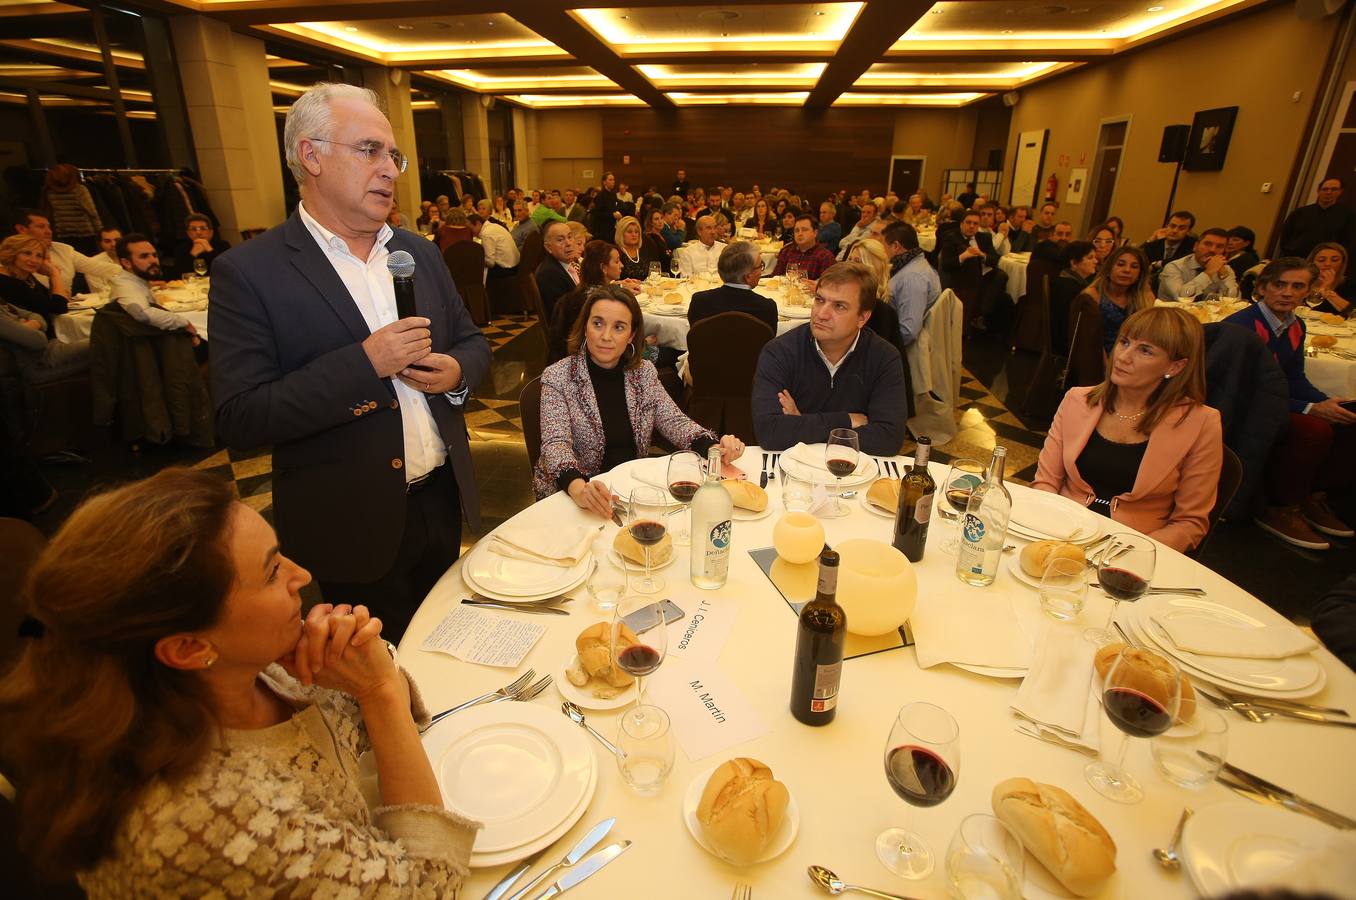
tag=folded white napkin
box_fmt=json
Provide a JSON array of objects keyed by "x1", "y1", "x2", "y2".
[
  {"x1": 488, "y1": 524, "x2": 597, "y2": 568},
  {"x1": 910, "y1": 590, "x2": 1034, "y2": 670},
  {"x1": 1011, "y1": 623, "x2": 1100, "y2": 750},
  {"x1": 1152, "y1": 614, "x2": 1317, "y2": 659}
]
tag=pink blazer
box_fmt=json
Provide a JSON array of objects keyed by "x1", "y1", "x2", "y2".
[{"x1": 1033, "y1": 386, "x2": 1222, "y2": 552}]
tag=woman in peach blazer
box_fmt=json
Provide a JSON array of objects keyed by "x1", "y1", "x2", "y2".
[{"x1": 1034, "y1": 307, "x2": 1222, "y2": 553}]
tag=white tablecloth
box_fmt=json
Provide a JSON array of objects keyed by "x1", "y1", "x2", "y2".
[
  {"x1": 399, "y1": 450, "x2": 1356, "y2": 899},
  {"x1": 1000, "y1": 253, "x2": 1031, "y2": 302},
  {"x1": 682, "y1": 240, "x2": 781, "y2": 277},
  {"x1": 54, "y1": 283, "x2": 211, "y2": 343},
  {"x1": 641, "y1": 276, "x2": 812, "y2": 352},
  {"x1": 54, "y1": 305, "x2": 210, "y2": 343}
]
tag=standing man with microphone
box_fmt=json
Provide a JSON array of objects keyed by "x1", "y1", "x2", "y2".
[{"x1": 209, "y1": 83, "x2": 491, "y2": 641}]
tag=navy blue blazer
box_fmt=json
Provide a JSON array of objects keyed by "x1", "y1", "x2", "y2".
[{"x1": 208, "y1": 211, "x2": 491, "y2": 583}]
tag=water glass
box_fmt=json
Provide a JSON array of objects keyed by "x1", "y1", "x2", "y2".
[
  {"x1": 616, "y1": 704, "x2": 674, "y2": 795},
  {"x1": 1150, "y1": 706, "x2": 1228, "y2": 789},
  {"x1": 1038, "y1": 557, "x2": 1087, "y2": 621},
  {"x1": 780, "y1": 472, "x2": 817, "y2": 514},
  {"x1": 945, "y1": 814, "x2": 1024, "y2": 900},
  {"x1": 587, "y1": 565, "x2": 627, "y2": 615}
]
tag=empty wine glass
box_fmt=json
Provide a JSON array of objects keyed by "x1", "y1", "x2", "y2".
[
  {"x1": 193, "y1": 257, "x2": 208, "y2": 278},
  {"x1": 627, "y1": 485, "x2": 668, "y2": 595},
  {"x1": 940, "y1": 459, "x2": 985, "y2": 555},
  {"x1": 945, "y1": 814, "x2": 1024, "y2": 900},
  {"x1": 824, "y1": 428, "x2": 859, "y2": 516},
  {"x1": 1085, "y1": 645, "x2": 1182, "y2": 804},
  {"x1": 616, "y1": 704, "x2": 674, "y2": 795},
  {"x1": 878, "y1": 702, "x2": 960, "y2": 879},
  {"x1": 1151, "y1": 705, "x2": 1228, "y2": 790},
  {"x1": 613, "y1": 594, "x2": 668, "y2": 723},
  {"x1": 647, "y1": 261, "x2": 662, "y2": 285},
  {"x1": 665, "y1": 450, "x2": 702, "y2": 547},
  {"x1": 1084, "y1": 532, "x2": 1155, "y2": 645},
  {"x1": 1038, "y1": 557, "x2": 1087, "y2": 621}
]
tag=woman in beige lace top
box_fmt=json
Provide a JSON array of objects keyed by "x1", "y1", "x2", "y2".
[{"x1": 0, "y1": 468, "x2": 478, "y2": 896}]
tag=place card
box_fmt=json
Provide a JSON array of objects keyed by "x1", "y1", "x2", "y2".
[
  {"x1": 665, "y1": 593, "x2": 737, "y2": 667},
  {"x1": 645, "y1": 659, "x2": 770, "y2": 762},
  {"x1": 419, "y1": 606, "x2": 547, "y2": 668}
]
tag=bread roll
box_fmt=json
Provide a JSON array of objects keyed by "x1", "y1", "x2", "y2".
[
  {"x1": 991, "y1": 778, "x2": 1116, "y2": 897},
  {"x1": 1320, "y1": 312, "x2": 1345, "y2": 326},
  {"x1": 1093, "y1": 643, "x2": 1196, "y2": 722},
  {"x1": 1310, "y1": 334, "x2": 1338, "y2": 349},
  {"x1": 613, "y1": 529, "x2": 673, "y2": 566},
  {"x1": 575, "y1": 622, "x2": 636, "y2": 688},
  {"x1": 722, "y1": 479, "x2": 768, "y2": 512},
  {"x1": 663, "y1": 291, "x2": 683, "y2": 305},
  {"x1": 867, "y1": 477, "x2": 900, "y2": 512},
  {"x1": 697, "y1": 758, "x2": 789, "y2": 865},
  {"x1": 1019, "y1": 540, "x2": 1086, "y2": 578}
]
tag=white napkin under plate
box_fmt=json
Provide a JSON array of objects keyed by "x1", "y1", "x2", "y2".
[
  {"x1": 1011, "y1": 622, "x2": 1100, "y2": 751},
  {"x1": 488, "y1": 524, "x2": 598, "y2": 568},
  {"x1": 910, "y1": 590, "x2": 1034, "y2": 670},
  {"x1": 1152, "y1": 614, "x2": 1317, "y2": 660}
]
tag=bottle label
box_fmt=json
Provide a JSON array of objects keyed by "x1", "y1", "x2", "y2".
[
  {"x1": 703, "y1": 520, "x2": 731, "y2": 577},
  {"x1": 810, "y1": 661, "x2": 841, "y2": 712},
  {"x1": 958, "y1": 512, "x2": 986, "y2": 573},
  {"x1": 817, "y1": 565, "x2": 838, "y2": 596},
  {"x1": 915, "y1": 490, "x2": 935, "y2": 525}
]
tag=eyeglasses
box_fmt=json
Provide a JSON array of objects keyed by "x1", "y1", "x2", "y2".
[{"x1": 309, "y1": 138, "x2": 407, "y2": 173}]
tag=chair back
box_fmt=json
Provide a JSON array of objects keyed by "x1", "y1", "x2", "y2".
[
  {"x1": 686, "y1": 312, "x2": 774, "y2": 443},
  {"x1": 518, "y1": 229, "x2": 545, "y2": 276},
  {"x1": 520, "y1": 375, "x2": 543, "y2": 470},
  {"x1": 443, "y1": 241, "x2": 489, "y2": 325},
  {"x1": 1012, "y1": 255, "x2": 1061, "y2": 353},
  {"x1": 1191, "y1": 445, "x2": 1243, "y2": 558},
  {"x1": 1064, "y1": 292, "x2": 1106, "y2": 389},
  {"x1": 0, "y1": 517, "x2": 45, "y2": 676}
]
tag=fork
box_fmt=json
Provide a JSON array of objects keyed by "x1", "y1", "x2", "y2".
[
  {"x1": 422, "y1": 668, "x2": 536, "y2": 730},
  {"x1": 731, "y1": 883, "x2": 752, "y2": 900},
  {"x1": 768, "y1": 452, "x2": 780, "y2": 481},
  {"x1": 502, "y1": 674, "x2": 553, "y2": 703}
]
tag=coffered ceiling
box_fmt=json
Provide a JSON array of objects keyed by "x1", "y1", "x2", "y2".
[{"x1": 4, "y1": 0, "x2": 1270, "y2": 111}]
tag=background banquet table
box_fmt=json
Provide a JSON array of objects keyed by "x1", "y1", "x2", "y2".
[
  {"x1": 641, "y1": 274, "x2": 812, "y2": 352},
  {"x1": 398, "y1": 449, "x2": 1356, "y2": 899},
  {"x1": 53, "y1": 282, "x2": 211, "y2": 344},
  {"x1": 1000, "y1": 252, "x2": 1031, "y2": 302}
]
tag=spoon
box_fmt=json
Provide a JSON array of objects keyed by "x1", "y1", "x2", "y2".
[
  {"x1": 561, "y1": 701, "x2": 626, "y2": 758},
  {"x1": 1152, "y1": 808, "x2": 1192, "y2": 871},
  {"x1": 807, "y1": 865, "x2": 918, "y2": 899}
]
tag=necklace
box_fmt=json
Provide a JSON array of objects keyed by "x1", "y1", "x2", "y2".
[{"x1": 1112, "y1": 407, "x2": 1145, "y2": 421}]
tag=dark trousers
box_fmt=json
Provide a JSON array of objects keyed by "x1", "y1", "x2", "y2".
[
  {"x1": 1266, "y1": 412, "x2": 1356, "y2": 506},
  {"x1": 319, "y1": 463, "x2": 461, "y2": 644}
]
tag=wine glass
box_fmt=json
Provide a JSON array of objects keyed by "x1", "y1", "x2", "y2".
[
  {"x1": 787, "y1": 262, "x2": 802, "y2": 288},
  {"x1": 878, "y1": 702, "x2": 960, "y2": 879},
  {"x1": 1084, "y1": 532, "x2": 1155, "y2": 645},
  {"x1": 193, "y1": 257, "x2": 208, "y2": 278},
  {"x1": 647, "y1": 261, "x2": 662, "y2": 286},
  {"x1": 665, "y1": 450, "x2": 702, "y2": 547},
  {"x1": 1085, "y1": 645, "x2": 1182, "y2": 804},
  {"x1": 940, "y1": 459, "x2": 985, "y2": 555},
  {"x1": 613, "y1": 594, "x2": 668, "y2": 723},
  {"x1": 1038, "y1": 557, "x2": 1087, "y2": 621},
  {"x1": 627, "y1": 485, "x2": 668, "y2": 595},
  {"x1": 616, "y1": 704, "x2": 675, "y2": 795},
  {"x1": 824, "y1": 428, "x2": 859, "y2": 516},
  {"x1": 944, "y1": 814, "x2": 1024, "y2": 900}
]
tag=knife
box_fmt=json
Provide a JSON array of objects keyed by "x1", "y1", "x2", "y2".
[
  {"x1": 483, "y1": 848, "x2": 546, "y2": 900},
  {"x1": 760, "y1": 452, "x2": 769, "y2": 489},
  {"x1": 507, "y1": 817, "x2": 616, "y2": 900},
  {"x1": 461, "y1": 599, "x2": 570, "y2": 616},
  {"x1": 530, "y1": 841, "x2": 631, "y2": 899},
  {"x1": 1204, "y1": 753, "x2": 1356, "y2": 829}
]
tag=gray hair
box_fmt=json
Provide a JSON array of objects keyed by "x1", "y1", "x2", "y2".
[
  {"x1": 283, "y1": 83, "x2": 382, "y2": 184},
  {"x1": 717, "y1": 241, "x2": 761, "y2": 283}
]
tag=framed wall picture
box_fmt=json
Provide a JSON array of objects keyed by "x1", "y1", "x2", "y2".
[{"x1": 1183, "y1": 106, "x2": 1239, "y2": 172}]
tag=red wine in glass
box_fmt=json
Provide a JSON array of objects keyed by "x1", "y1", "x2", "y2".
[
  {"x1": 629, "y1": 520, "x2": 667, "y2": 546},
  {"x1": 1102, "y1": 687, "x2": 1172, "y2": 738},
  {"x1": 1098, "y1": 567, "x2": 1149, "y2": 601},
  {"x1": 826, "y1": 458, "x2": 857, "y2": 479},
  {"x1": 668, "y1": 480, "x2": 700, "y2": 503},
  {"x1": 885, "y1": 745, "x2": 957, "y2": 808},
  {"x1": 617, "y1": 643, "x2": 662, "y2": 677}
]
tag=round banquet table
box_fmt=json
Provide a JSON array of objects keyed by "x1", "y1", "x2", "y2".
[
  {"x1": 641, "y1": 275, "x2": 813, "y2": 352},
  {"x1": 1000, "y1": 253, "x2": 1031, "y2": 302},
  {"x1": 398, "y1": 450, "x2": 1356, "y2": 899},
  {"x1": 54, "y1": 283, "x2": 211, "y2": 344}
]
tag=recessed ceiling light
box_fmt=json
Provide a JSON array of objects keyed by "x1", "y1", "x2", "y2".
[
  {"x1": 1000, "y1": 29, "x2": 1014, "y2": 34},
  {"x1": 486, "y1": 21, "x2": 494, "y2": 26},
  {"x1": 815, "y1": 10, "x2": 825, "y2": 14},
  {"x1": 344, "y1": 25, "x2": 358, "y2": 32},
  {"x1": 396, "y1": 24, "x2": 414, "y2": 31},
  {"x1": 1147, "y1": 5, "x2": 1164, "y2": 9},
  {"x1": 620, "y1": 14, "x2": 629, "y2": 19},
  {"x1": 930, "y1": 8, "x2": 942, "y2": 13}
]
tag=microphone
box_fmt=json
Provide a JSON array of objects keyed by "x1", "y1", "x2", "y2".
[{"x1": 387, "y1": 250, "x2": 417, "y2": 320}]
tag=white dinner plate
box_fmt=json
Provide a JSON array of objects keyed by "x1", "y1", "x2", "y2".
[
  {"x1": 779, "y1": 306, "x2": 811, "y2": 319},
  {"x1": 649, "y1": 304, "x2": 688, "y2": 316},
  {"x1": 470, "y1": 749, "x2": 599, "y2": 868},
  {"x1": 952, "y1": 662, "x2": 1027, "y2": 679},
  {"x1": 555, "y1": 656, "x2": 639, "y2": 711},
  {"x1": 463, "y1": 543, "x2": 592, "y2": 597},
  {"x1": 422, "y1": 702, "x2": 594, "y2": 855},
  {"x1": 1181, "y1": 802, "x2": 1346, "y2": 898},
  {"x1": 1124, "y1": 608, "x2": 1327, "y2": 699},
  {"x1": 732, "y1": 502, "x2": 773, "y2": 521},
  {"x1": 462, "y1": 561, "x2": 592, "y2": 604},
  {"x1": 1132, "y1": 597, "x2": 1322, "y2": 693},
  {"x1": 1010, "y1": 492, "x2": 1104, "y2": 542},
  {"x1": 601, "y1": 459, "x2": 683, "y2": 507},
  {"x1": 779, "y1": 446, "x2": 879, "y2": 488},
  {"x1": 681, "y1": 763, "x2": 800, "y2": 864}
]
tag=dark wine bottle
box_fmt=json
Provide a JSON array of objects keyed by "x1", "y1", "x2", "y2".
[
  {"x1": 892, "y1": 437, "x2": 936, "y2": 563},
  {"x1": 790, "y1": 549, "x2": 847, "y2": 726}
]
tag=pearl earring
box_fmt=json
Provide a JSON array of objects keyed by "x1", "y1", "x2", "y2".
[{"x1": 204, "y1": 655, "x2": 217, "y2": 669}]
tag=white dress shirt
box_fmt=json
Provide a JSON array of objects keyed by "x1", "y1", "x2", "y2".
[
  {"x1": 297, "y1": 202, "x2": 447, "y2": 480},
  {"x1": 110, "y1": 271, "x2": 190, "y2": 331},
  {"x1": 677, "y1": 240, "x2": 727, "y2": 277},
  {"x1": 1156, "y1": 254, "x2": 1239, "y2": 301},
  {"x1": 980, "y1": 227, "x2": 1010, "y2": 257},
  {"x1": 36, "y1": 240, "x2": 122, "y2": 295},
  {"x1": 479, "y1": 220, "x2": 520, "y2": 272}
]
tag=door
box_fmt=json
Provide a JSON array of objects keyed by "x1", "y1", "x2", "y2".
[
  {"x1": 1087, "y1": 119, "x2": 1128, "y2": 230},
  {"x1": 889, "y1": 156, "x2": 924, "y2": 198},
  {"x1": 1010, "y1": 130, "x2": 1047, "y2": 207}
]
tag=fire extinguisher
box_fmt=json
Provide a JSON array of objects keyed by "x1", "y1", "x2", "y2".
[{"x1": 1044, "y1": 172, "x2": 1058, "y2": 202}]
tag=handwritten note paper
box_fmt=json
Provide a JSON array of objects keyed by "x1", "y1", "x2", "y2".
[
  {"x1": 645, "y1": 659, "x2": 769, "y2": 762},
  {"x1": 665, "y1": 594, "x2": 737, "y2": 667},
  {"x1": 420, "y1": 606, "x2": 546, "y2": 668}
]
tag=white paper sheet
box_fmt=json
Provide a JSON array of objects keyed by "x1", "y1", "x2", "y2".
[
  {"x1": 665, "y1": 594, "x2": 737, "y2": 667},
  {"x1": 644, "y1": 659, "x2": 770, "y2": 762},
  {"x1": 419, "y1": 606, "x2": 547, "y2": 668}
]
